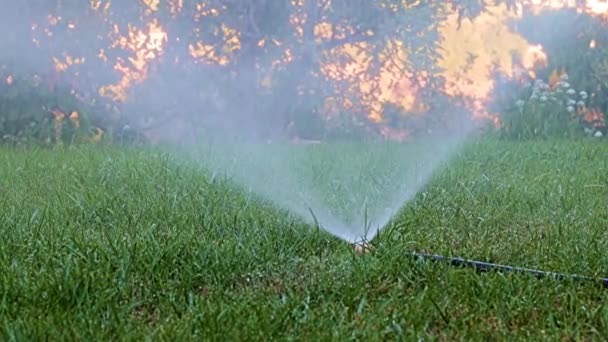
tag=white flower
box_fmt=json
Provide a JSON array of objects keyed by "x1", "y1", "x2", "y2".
[
  {"x1": 567, "y1": 88, "x2": 576, "y2": 95},
  {"x1": 580, "y1": 91, "x2": 588, "y2": 99},
  {"x1": 595, "y1": 131, "x2": 603, "y2": 138},
  {"x1": 561, "y1": 73, "x2": 569, "y2": 80},
  {"x1": 567, "y1": 105, "x2": 575, "y2": 113},
  {"x1": 32, "y1": 74, "x2": 42, "y2": 86},
  {"x1": 560, "y1": 81, "x2": 571, "y2": 88},
  {"x1": 577, "y1": 101, "x2": 586, "y2": 107},
  {"x1": 567, "y1": 99, "x2": 577, "y2": 106},
  {"x1": 530, "y1": 93, "x2": 538, "y2": 100},
  {"x1": 540, "y1": 95, "x2": 547, "y2": 101},
  {"x1": 516, "y1": 99, "x2": 525, "y2": 107}
]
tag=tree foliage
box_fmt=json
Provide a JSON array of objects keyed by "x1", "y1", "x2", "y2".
[
  {"x1": 2, "y1": 0, "x2": 601, "y2": 143},
  {"x1": 488, "y1": 6, "x2": 608, "y2": 139}
]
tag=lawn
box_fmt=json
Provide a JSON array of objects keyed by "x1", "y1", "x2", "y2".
[{"x1": 1, "y1": 139, "x2": 608, "y2": 340}]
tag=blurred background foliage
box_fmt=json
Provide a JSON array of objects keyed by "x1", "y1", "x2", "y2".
[
  {"x1": 0, "y1": 0, "x2": 606, "y2": 146},
  {"x1": 489, "y1": 7, "x2": 608, "y2": 139}
]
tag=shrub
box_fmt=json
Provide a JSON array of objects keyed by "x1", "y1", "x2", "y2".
[
  {"x1": 0, "y1": 71, "x2": 146, "y2": 147},
  {"x1": 496, "y1": 72, "x2": 595, "y2": 139},
  {"x1": 495, "y1": 8, "x2": 608, "y2": 139}
]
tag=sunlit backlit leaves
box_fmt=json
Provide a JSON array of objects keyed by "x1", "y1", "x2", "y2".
[{"x1": 0, "y1": 0, "x2": 607, "y2": 142}]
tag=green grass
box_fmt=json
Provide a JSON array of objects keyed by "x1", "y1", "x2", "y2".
[{"x1": 1, "y1": 139, "x2": 608, "y2": 340}]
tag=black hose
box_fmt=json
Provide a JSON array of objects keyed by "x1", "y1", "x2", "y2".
[{"x1": 410, "y1": 252, "x2": 608, "y2": 288}]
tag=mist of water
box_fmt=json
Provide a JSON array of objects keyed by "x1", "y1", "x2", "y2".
[
  {"x1": 195, "y1": 132, "x2": 472, "y2": 244},
  {"x1": 0, "y1": 1, "x2": 484, "y2": 244}
]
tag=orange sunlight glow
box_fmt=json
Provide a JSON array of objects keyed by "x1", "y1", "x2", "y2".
[
  {"x1": 189, "y1": 24, "x2": 241, "y2": 65},
  {"x1": 587, "y1": 0, "x2": 608, "y2": 15},
  {"x1": 194, "y1": 2, "x2": 221, "y2": 21},
  {"x1": 53, "y1": 54, "x2": 86, "y2": 72},
  {"x1": 169, "y1": 0, "x2": 184, "y2": 16},
  {"x1": 523, "y1": 0, "x2": 608, "y2": 16},
  {"x1": 318, "y1": 2, "x2": 548, "y2": 126},
  {"x1": 439, "y1": 4, "x2": 548, "y2": 122},
  {"x1": 99, "y1": 19, "x2": 168, "y2": 101},
  {"x1": 141, "y1": 0, "x2": 160, "y2": 12},
  {"x1": 581, "y1": 107, "x2": 606, "y2": 127},
  {"x1": 90, "y1": 0, "x2": 112, "y2": 13},
  {"x1": 31, "y1": 0, "x2": 607, "y2": 140}
]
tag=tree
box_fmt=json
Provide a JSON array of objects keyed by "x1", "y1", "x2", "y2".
[{"x1": 0, "y1": 0, "x2": 541, "y2": 143}]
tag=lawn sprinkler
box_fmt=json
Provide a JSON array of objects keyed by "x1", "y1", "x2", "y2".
[
  {"x1": 312, "y1": 209, "x2": 608, "y2": 288},
  {"x1": 353, "y1": 241, "x2": 372, "y2": 255},
  {"x1": 386, "y1": 248, "x2": 608, "y2": 288}
]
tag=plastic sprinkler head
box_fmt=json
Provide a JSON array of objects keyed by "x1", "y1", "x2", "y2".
[{"x1": 353, "y1": 241, "x2": 372, "y2": 255}]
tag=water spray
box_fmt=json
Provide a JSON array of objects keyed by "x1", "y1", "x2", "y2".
[{"x1": 306, "y1": 183, "x2": 608, "y2": 288}]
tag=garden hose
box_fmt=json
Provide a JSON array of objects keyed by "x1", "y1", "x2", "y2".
[{"x1": 410, "y1": 252, "x2": 608, "y2": 288}]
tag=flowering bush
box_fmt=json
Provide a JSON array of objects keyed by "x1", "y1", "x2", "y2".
[
  {"x1": 0, "y1": 71, "x2": 116, "y2": 147},
  {"x1": 495, "y1": 8, "x2": 608, "y2": 140},
  {"x1": 496, "y1": 69, "x2": 605, "y2": 139}
]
